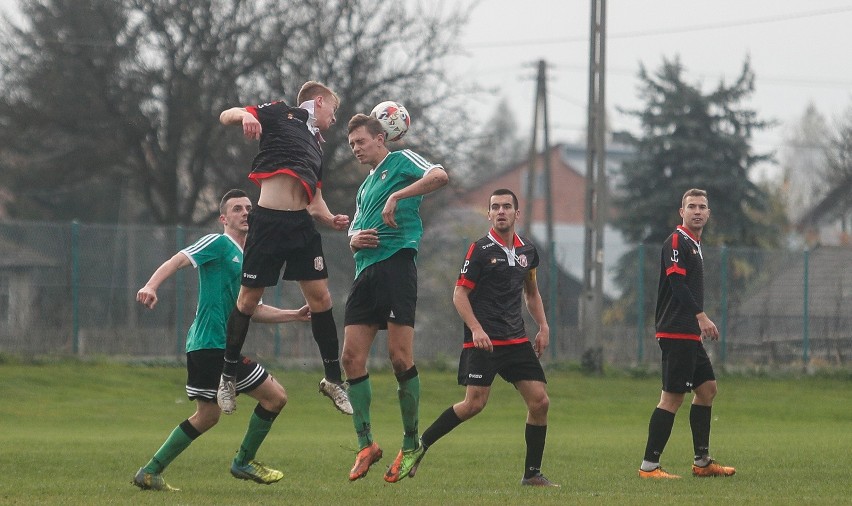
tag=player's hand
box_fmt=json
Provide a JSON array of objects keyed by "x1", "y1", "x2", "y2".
[
  {"x1": 533, "y1": 327, "x2": 550, "y2": 358},
  {"x1": 295, "y1": 304, "x2": 311, "y2": 322},
  {"x1": 330, "y1": 214, "x2": 350, "y2": 231},
  {"x1": 381, "y1": 195, "x2": 399, "y2": 228},
  {"x1": 136, "y1": 286, "x2": 158, "y2": 309},
  {"x1": 471, "y1": 328, "x2": 493, "y2": 352},
  {"x1": 242, "y1": 114, "x2": 262, "y2": 140},
  {"x1": 350, "y1": 229, "x2": 379, "y2": 250},
  {"x1": 697, "y1": 312, "x2": 719, "y2": 341}
]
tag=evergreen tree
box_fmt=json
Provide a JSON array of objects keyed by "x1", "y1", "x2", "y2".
[{"x1": 613, "y1": 57, "x2": 776, "y2": 248}]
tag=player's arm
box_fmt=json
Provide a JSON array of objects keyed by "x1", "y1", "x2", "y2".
[
  {"x1": 453, "y1": 284, "x2": 492, "y2": 352},
  {"x1": 668, "y1": 275, "x2": 719, "y2": 340},
  {"x1": 251, "y1": 303, "x2": 311, "y2": 324},
  {"x1": 307, "y1": 188, "x2": 350, "y2": 231},
  {"x1": 219, "y1": 107, "x2": 261, "y2": 140},
  {"x1": 523, "y1": 268, "x2": 550, "y2": 357},
  {"x1": 136, "y1": 252, "x2": 192, "y2": 309},
  {"x1": 382, "y1": 167, "x2": 449, "y2": 228}
]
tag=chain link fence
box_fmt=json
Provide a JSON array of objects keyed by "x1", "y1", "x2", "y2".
[{"x1": 0, "y1": 220, "x2": 849, "y2": 369}]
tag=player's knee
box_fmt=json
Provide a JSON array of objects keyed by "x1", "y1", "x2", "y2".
[
  {"x1": 305, "y1": 290, "x2": 332, "y2": 312},
  {"x1": 459, "y1": 399, "x2": 486, "y2": 418},
  {"x1": 529, "y1": 394, "x2": 550, "y2": 416}
]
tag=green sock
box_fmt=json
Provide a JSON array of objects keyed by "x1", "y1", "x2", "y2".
[
  {"x1": 396, "y1": 366, "x2": 420, "y2": 451},
  {"x1": 348, "y1": 375, "x2": 373, "y2": 449},
  {"x1": 234, "y1": 405, "x2": 276, "y2": 466},
  {"x1": 144, "y1": 420, "x2": 199, "y2": 473}
]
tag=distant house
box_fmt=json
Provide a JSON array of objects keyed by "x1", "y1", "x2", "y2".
[
  {"x1": 795, "y1": 177, "x2": 852, "y2": 246},
  {"x1": 728, "y1": 246, "x2": 852, "y2": 364},
  {"x1": 446, "y1": 142, "x2": 634, "y2": 325},
  {"x1": 0, "y1": 237, "x2": 58, "y2": 333}
]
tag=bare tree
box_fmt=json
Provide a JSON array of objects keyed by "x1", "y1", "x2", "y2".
[{"x1": 0, "y1": 0, "x2": 469, "y2": 224}]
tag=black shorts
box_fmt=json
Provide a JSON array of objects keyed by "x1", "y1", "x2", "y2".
[
  {"x1": 185, "y1": 349, "x2": 268, "y2": 401},
  {"x1": 457, "y1": 341, "x2": 547, "y2": 387},
  {"x1": 241, "y1": 206, "x2": 327, "y2": 287},
  {"x1": 344, "y1": 248, "x2": 417, "y2": 329},
  {"x1": 658, "y1": 338, "x2": 715, "y2": 394}
]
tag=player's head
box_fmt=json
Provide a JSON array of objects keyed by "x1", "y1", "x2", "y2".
[
  {"x1": 679, "y1": 188, "x2": 710, "y2": 234},
  {"x1": 348, "y1": 113, "x2": 388, "y2": 167},
  {"x1": 681, "y1": 188, "x2": 708, "y2": 209},
  {"x1": 219, "y1": 189, "x2": 251, "y2": 234},
  {"x1": 488, "y1": 188, "x2": 519, "y2": 233},
  {"x1": 298, "y1": 81, "x2": 339, "y2": 131}
]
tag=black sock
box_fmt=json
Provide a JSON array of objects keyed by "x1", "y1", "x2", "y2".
[
  {"x1": 310, "y1": 308, "x2": 342, "y2": 382},
  {"x1": 690, "y1": 404, "x2": 712, "y2": 461},
  {"x1": 224, "y1": 307, "x2": 252, "y2": 376},
  {"x1": 254, "y1": 403, "x2": 280, "y2": 422},
  {"x1": 179, "y1": 419, "x2": 202, "y2": 440},
  {"x1": 643, "y1": 407, "x2": 676, "y2": 463},
  {"x1": 421, "y1": 406, "x2": 463, "y2": 448},
  {"x1": 524, "y1": 424, "x2": 547, "y2": 479}
]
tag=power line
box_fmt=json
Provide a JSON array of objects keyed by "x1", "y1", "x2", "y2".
[{"x1": 466, "y1": 6, "x2": 852, "y2": 48}]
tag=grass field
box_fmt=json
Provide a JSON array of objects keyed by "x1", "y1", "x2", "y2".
[{"x1": 0, "y1": 360, "x2": 850, "y2": 505}]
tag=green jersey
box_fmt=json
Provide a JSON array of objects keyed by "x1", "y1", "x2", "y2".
[
  {"x1": 349, "y1": 149, "x2": 442, "y2": 277},
  {"x1": 181, "y1": 233, "x2": 243, "y2": 352}
]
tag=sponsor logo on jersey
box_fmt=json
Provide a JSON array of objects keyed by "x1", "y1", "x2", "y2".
[
  {"x1": 232, "y1": 256, "x2": 240, "y2": 263},
  {"x1": 482, "y1": 242, "x2": 496, "y2": 249},
  {"x1": 468, "y1": 373, "x2": 483, "y2": 379},
  {"x1": 243, "y1": 273, "x2": 257, "y2": 279},
  {"x1": 490, "y1": 258, "x2": 497, "y2": 264}
]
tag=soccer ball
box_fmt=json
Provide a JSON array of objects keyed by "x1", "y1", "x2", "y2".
[{"x1": 371, "y1": 101, "x2": 410, "y2": 142}]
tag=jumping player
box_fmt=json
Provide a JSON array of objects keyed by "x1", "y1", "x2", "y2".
[
  {"x1": 343, "y1": 113, "x2": 448, "y2": 482},
  {"x1": 217, "y1": 81, "x2": 352, "y2": 416}
]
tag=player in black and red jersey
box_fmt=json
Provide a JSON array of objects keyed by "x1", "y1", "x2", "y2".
[
  {"x1": 638, "y1": 188, "x2": 736, "y2": 479},
  {"x1": 411, "y1": 188, "x2": 558, "y2": 487},
  {"x1": 217, "y1": 81, "x2": 352, "y2": 417}
]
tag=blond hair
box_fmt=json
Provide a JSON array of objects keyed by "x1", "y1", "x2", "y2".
[{"x1": 297, "y1": 81, "x2": 339, "y2": 107}]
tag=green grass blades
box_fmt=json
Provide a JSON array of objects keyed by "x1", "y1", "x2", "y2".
[{"x1": 0, "y1": 362, "x2": 849, "y2": 505}]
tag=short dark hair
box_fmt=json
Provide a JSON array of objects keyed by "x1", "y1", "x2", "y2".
[
  {"x1": 681, "y1": 188, "x2": 708, "y2": 208},
  {"x1": 490, "y1": 188, "x2": 519, "y2": 209},
  {"x1": 348, "y1": 113, "x2": 385, "y2": 137},
  {"x1": 219, "y1": 189, "x2": 248, "y2": 215}
]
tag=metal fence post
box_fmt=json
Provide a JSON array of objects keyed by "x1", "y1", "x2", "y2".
[
  {"x1": 175, "y1": 225, "x2": 186, "y2": 359},
  {"x1": 550, "y1": 239, "x2": 558, "y2": 360},
  {"x1": 802, "y1": 249, "x2": 810, "y2": 364},
  {"x1": 720, "y1": 246, "x2": 728, "y2": 364},
  {"x1": 71, "y1": 220, "x2": 80, "y2": 355},
  {"x1": 274, "y1": 283, "x2": 282, "y2": 359},
  {"x1": 636, "y1": 244, "x2": 645, "y2": 363}
]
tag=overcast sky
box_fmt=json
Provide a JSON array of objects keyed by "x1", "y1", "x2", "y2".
[{"x1": 445, "y1": 0, "x2": 852, "y2": 180}]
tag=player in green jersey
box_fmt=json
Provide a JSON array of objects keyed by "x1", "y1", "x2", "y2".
[
  {"x1": 132, "y1": 189, "x2": 310, "y2": 491},
  {"x1": 343, "y1": 113, "x2": 448, "y2": 482}
]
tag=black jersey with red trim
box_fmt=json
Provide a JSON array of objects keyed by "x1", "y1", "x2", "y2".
[
  {"x1": 244, "y1": 101, "x2": 323, "y2": 202},
  {"x1": 655, "y1": 225, "x2": 705, "y2": 341},
  {"x1": 456, "y1": 229, "x2": 539, "y2": 345}
]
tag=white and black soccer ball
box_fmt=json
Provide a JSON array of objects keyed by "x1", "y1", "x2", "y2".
[{"x1": 370, "y1": 101, "x2": 410, "y2": 142}]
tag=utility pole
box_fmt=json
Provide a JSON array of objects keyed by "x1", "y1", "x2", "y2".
[
  {"x1": 524, "y1": 60, "x2": 558, "y2": 350},
  {"x1": 582, "y1": 0, "x2": 607, "y2": 373}
]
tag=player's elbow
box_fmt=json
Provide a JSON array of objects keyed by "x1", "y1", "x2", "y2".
[{"x1": 431, "y1": 169, "x2": 449, "y2": 188}]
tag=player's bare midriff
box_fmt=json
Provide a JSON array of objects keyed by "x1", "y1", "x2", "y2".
[{"x1": 257, "y1": 173, "x2": 311, "y2": 211}]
